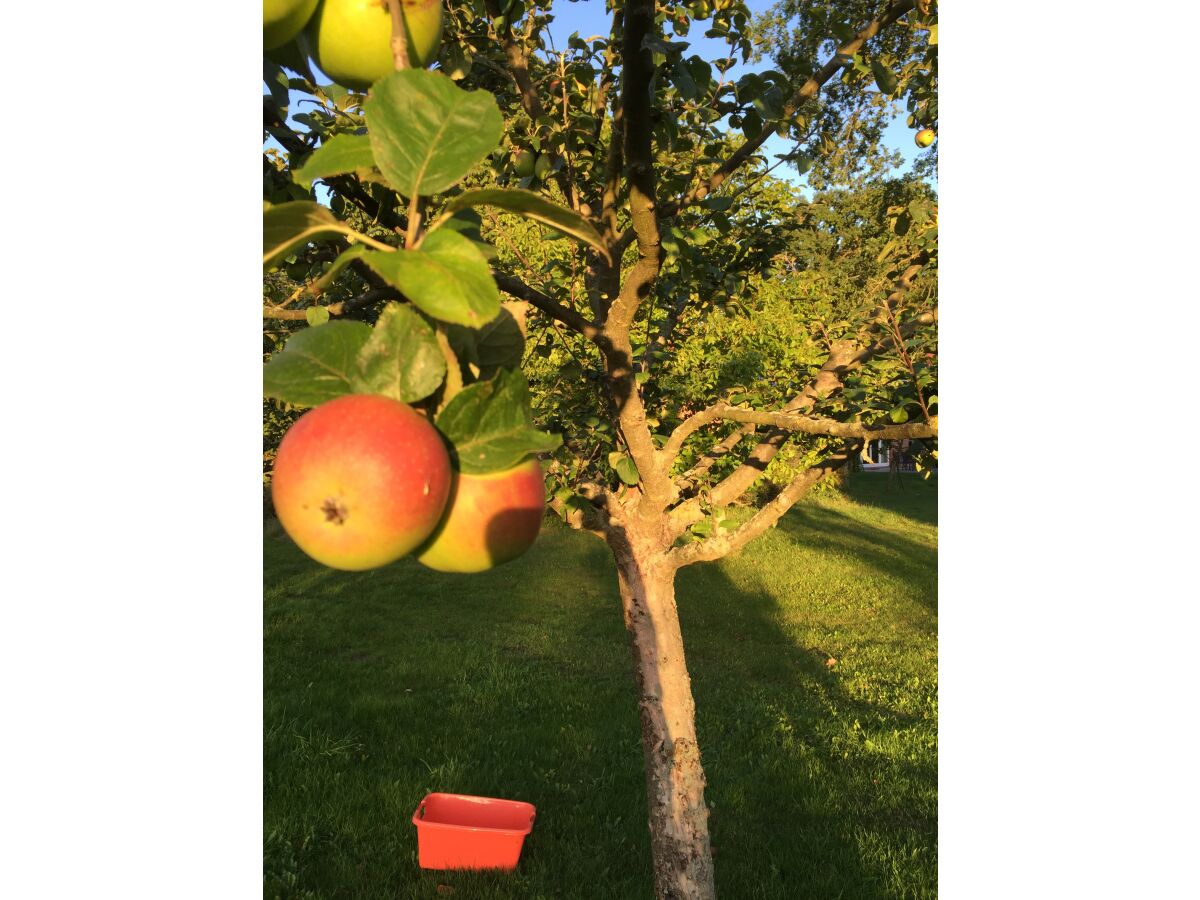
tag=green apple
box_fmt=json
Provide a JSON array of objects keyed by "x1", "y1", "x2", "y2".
[
  {"x1": 415, "y1": 458, "x2": 546, "y2": 573},
  {"x1": 271, "y1": 394, "x2": 452, "y2": 571},
  {"x1": 915, "y1": 128, "x2": 936, "y2": 148},
  {"x1": 265, "y1": 0, "x2": 320, "y2": 50},
  {"x1": 512, "y1": 150, "x2": 537, "y2": 178},
  {"x1": 533, "y1": 153, "x2": 553, "y2": 179},
  {"x1": 306, "y1": 0, "x2": 443, "y2": 91}
]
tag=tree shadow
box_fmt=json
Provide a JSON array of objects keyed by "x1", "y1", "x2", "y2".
[
  {"x1": 772, "y1": 505, "x2": 938, "y2": 616},
  {"x1": 674, "y1": 494, "x2": 938, "y2": 898},
  {"x1": 842, "y1": 471, "x2": 939, "y2": 527}
]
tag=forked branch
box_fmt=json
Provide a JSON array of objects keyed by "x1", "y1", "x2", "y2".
[
  {"x1": 668, "y1": 449, "x2": 856, "y2": 568},
  {"x1": 666, "y1": 265, "x2": 935, "y2": 537}
]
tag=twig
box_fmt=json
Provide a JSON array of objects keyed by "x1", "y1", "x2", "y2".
[{"x1": 385, "y1": 0, "x2": 411, "y2": 71}]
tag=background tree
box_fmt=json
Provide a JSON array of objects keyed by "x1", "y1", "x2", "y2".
[{"x1": 263, "y1": 0, "x2": 937, "y2": 896}]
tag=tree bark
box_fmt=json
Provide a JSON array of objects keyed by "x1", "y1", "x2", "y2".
[{"x1": 611, "y1": 533, "x2": 717, "y2": 899}]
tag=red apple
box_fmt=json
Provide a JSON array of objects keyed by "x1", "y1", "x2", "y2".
[
  {"x1": 271, "y1": 394, "x2": 451, "y2": 571},
  {"x1": 416, "y1": 457, "x2": 546, "y2": 573}
]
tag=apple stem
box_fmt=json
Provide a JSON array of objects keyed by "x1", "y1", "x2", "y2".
[
  {"x1": 385, "y1": 0, "x2": 411, "y2": 70},
  {"x1": 405, "y1": 194, "x2": 424, "y2": 249}
]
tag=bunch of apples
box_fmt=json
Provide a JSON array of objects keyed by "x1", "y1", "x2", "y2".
[
  {"x1": 264, "y1": 0, "x2": 443, "y2": 88},
  {"x1": 271, "y1": 394, "x2": 546, "y2": 574}
]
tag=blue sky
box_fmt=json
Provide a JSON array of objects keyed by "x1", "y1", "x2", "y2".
[{"x1": 268, "y1": 0, "x2": 929, "y2": 199}]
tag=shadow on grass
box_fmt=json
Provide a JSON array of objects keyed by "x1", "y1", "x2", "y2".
[
  {"x1": 264, "y1": 517, "x2": 653, "y2": 899},
  {"x1": 773, "y1": 504, "x2": 938, "y2": 616},
  {"x1": 841, "y1": 471, "x2": 939, "y2": 527},
  {"x1": 264, "y1": 477, "x2": 937, "y2": 898}
]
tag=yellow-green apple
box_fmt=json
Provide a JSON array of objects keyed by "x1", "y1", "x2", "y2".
[
  {"x1": 265, "y1": 0, "x2": 320, "y2": 50},
  {"x1": 271, "y1": 394, "x2": 451, "y2": 571},
  {"x1": 915, "y1": 128, "x2": 936, "y2": 148},
  {"x1": 416, "y1": 457, "x2": 546, "y2": 573},
  {"x1": 533, "y1": 153, "x2": 553, "y2": 179},
  {"x1": 305, "y1": 0, "x2": 443, "y2": 90}
]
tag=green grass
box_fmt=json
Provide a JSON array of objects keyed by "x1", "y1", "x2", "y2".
[{"x1": 264, "y1": 473, "x2": 937, "y2": 899}]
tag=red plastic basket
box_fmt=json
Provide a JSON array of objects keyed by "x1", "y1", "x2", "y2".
[{"x1": 411, "y1": 793, "x2": 536, "y2": 871}]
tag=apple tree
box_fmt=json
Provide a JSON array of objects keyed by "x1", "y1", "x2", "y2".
[{"x1": 263, "y1": 0, "x2": 937, "y2": 896}]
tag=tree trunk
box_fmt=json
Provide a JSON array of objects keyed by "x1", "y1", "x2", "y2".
[{"x1": 612, "y1": 537, "x2": 717, "y2": 899}]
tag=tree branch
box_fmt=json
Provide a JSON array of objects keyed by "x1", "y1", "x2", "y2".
[
  {"x1": 660, "y1": 0, "x2": 917, "y2": 219},
  {"x1": 590, "y1": 9, "x2": 627, "y2": 320},
  {"x1": 492, "y1": 271, "x2": 601, "y2": 340},
  {"x1": 483, "y1": 0, "x2": 546, "y2": 125},
  {"x1": 668, "y1": 449, "x2": 855, "y2": 568},
  {"x1": 662, "y1": 403, "x2": 935, "y2": 461},
  {"x1": 262, "y1": 287, "x2": 401, "y2": 320},
  {"x1": 677, "y1": 423, "x2": 756, "y2": 486},
  {"x1": 597, "y1": 0, "x2": 672, "y2": 508}
]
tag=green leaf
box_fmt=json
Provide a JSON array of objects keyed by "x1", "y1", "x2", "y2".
[
  {"x1": 447, "y1": 306, "x2": 524, "y2": 377},
  {"x1": 889, "y1": 407, "x2": 910, "y2": 424},
  {"x1": 831, "y1": 22, "x2": 856, "y2": 42},
  {"x1": 352, "y1": 302, "x2": 446, "y2": 403},
  {"x1": 360, "y1": 230, "x2": 500, "y2": 327},
  {"x1": 928, "y1": 24, "x2": 938, "y2": 46},
  {"x1": 264, "y1": 60, "x2": 290, "y2": 120},
  {"x1": 740, "y1": 108, "x2": 763, "y2": 141},
  {"x1": 672, "y1": 60, "x2": 698, "y2": 100},
  {"x1": 440, "y1": 208, "x2": 484, "y2": 242},
  {"x1": 305, "y1": 306, "x2": 330, "y2": 326},
  {"x1": 871, "y1": 59, "x2": 899, "y2": 95},
  {"x1": 436, "y1": 368, "x2": 561, "y2": 474},
  {"x1": 294, "y1": 133, "x2": 376, "y2": 190},
  {"x1": 264, "y1": 201, "x2": 364, "y2": 270},
  {"x1": 364, "y1": 70, "x2": 502, "y2": 198},
  {"x1": 614, "y1": 454, "x2": 641, "y2": 486},
  {"x1": 908, "y1": 198, "x2": 931, "y2": 225},
  {"x1": 438, "y1": 208, "x2": 497, "y2": 262},
  {"x1": 263, "y1": 321, "x2": 372, "y2": 408},
  {"x1": 439, "y1": 188, "x2": 609, "y2": 261}
]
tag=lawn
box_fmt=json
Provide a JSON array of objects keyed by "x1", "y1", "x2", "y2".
[{"x1": 264, "y1": 472, "x2": 937, "y2": 899}]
